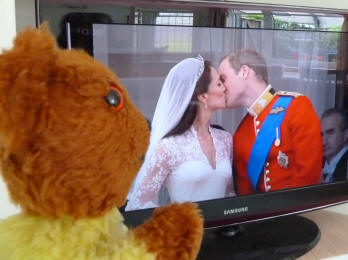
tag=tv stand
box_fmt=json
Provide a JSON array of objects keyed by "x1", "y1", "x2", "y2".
[
  {"x1": 215, "y1": 225, "x2": 243, "y2": 238},
  {"x1": 197, "y1": 215, "x2": 320, "y2": 260}
]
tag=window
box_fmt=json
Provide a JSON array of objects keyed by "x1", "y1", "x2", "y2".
[{"x1": 154, "y1": 12, "x2": 194, "y2": 52}]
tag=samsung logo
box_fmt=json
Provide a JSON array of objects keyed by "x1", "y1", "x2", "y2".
[{"x1": 224, "y1": 207, "x2": 249, "y2": 215}]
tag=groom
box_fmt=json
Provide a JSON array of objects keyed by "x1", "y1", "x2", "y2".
[{"x1": 218, "y1": 49, "x2": 322, "y2": 195}]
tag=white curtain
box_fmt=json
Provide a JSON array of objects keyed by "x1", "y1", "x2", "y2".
[{"x1": 94, "y1": 24, "x2": 338, "y2": 133}]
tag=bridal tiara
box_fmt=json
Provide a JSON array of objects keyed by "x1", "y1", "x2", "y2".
[{"x1": 196, "y1": 54, "x2": 205, "y2": 81}]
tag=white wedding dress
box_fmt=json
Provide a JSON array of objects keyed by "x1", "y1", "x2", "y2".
[{"x1": 126, "y1": 126, "x2": 235, "y2": 210}]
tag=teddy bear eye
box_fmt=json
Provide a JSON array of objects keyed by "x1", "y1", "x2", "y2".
[{"x1": 104, "y1": 85, "x2": 124, "y2": 112}]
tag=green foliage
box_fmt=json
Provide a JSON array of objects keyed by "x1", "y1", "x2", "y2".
[
  {"x1": 329, "y1": 25, "x2": 342, "y2": 32},
  {"x1": 274, "y1": 18, "x2": 315, "y2": 30},
  {"x1": 242, "y1": 14, "x2": 264, "y2": 21}
]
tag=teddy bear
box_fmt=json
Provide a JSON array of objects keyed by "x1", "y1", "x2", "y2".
[{"x1": 0, "y1": 24, "x2": 203, "y2": 260}]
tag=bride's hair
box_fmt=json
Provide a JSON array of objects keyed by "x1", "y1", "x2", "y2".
[{"x1": 164, "y1": 61, "x2": 212, "y2": 138}]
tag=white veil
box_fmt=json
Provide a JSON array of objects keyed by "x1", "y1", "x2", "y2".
[{"x1": 126, "y1": 55, "x2": 205, "y2": 210}]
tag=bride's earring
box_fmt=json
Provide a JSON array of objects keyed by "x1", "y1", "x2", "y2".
[{"x1": 204, "y1": 102, "x2": 208, "y2": 109}]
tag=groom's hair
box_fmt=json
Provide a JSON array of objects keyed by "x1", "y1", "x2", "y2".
[
  {"x1": 164, "y1": 61, "x2": 212, "y2": 138},
  {"x1": 225, "y1": 49, "x2": 268, "y2": 85}
]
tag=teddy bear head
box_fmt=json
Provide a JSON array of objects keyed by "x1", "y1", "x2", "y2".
[{"x1": 0, "y1": 24, "x2": 149, "y2": 219}]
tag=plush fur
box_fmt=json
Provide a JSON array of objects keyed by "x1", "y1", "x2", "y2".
[
  {"x1": 0, "y1": 210, "x2": 154, "y2": 259},
  {"x1": 0, "y1": 24, "x2": 203, "y2": 259},
  {"x1": 134, "y1": 203, "x2": 203, "y2": 260}
]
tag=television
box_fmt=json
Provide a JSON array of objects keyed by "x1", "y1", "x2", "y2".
[{"x1": 36, "y1": 1, "x2": 348, "y2": 259}]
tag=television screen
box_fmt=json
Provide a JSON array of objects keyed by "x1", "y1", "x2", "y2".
[
  {"x1": 91, "y1": 22, "x2": 346, "y2": 198},
  {"x1": 36, "y1": 0, "x2": 348, "y2": 258}
]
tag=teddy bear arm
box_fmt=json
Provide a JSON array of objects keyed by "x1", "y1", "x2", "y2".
[{"x1": 132, "y1": 202, "x2": 203, "y2": 260}]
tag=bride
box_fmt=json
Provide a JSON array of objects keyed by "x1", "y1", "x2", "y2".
[{"x1": 126, "y1": 56, "x2": 235, "y2": 211}]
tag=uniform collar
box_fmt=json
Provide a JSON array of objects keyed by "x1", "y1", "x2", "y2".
[{"x1": 247, "y1": 85, "x2": 275, "y2": 117}]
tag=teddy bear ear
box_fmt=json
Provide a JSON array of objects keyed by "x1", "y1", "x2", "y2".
[
  {"x1": 8, "y1": 21, "x2": 58, "y2": 61},
  {"x1": 0, "y1": 22, "x2": 58, "y2": 134},
  {"x1": 0, "y1": 22, "x2": 58, "y2": 95}
]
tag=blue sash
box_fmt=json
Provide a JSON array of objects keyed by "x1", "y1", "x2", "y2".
[{"x1": 247, "y1": 96, "x2": 293, "y2": 189}]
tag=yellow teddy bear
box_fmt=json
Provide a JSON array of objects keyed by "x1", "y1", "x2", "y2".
[{"x1": 0, "y1": 24, "x2": 203, "y2": 260}]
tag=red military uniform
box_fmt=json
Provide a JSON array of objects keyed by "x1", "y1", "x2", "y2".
[{"x1": 233, "y1": 88, "x2": 322, "y2": 195}]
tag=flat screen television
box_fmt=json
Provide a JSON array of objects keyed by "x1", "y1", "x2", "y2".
[{"x1": 36, "y1": 1, "x2": 348, "y2": 259}]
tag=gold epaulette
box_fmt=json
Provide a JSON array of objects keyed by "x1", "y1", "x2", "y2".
[{"x1": 276, "y1": 91, "x2": 303, "y2": 98}]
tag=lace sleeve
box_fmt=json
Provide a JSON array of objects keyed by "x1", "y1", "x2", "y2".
[
  {"x1": 125, "y1": 141, "x2": 171, "y2": 210},
  {"x1": 225, "y1": 132, "x2": 236, "y2": 197},
  {"x1": 225, "y1": 177, "x2": 236, "y2": 197}
]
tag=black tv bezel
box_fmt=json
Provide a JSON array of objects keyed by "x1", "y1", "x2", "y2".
[
  {"x1": 124, "y1": 182, "x2": 348, "y2": 228},
  {"x1": 35, "y1": 0, "x2": 348, "y2": 230}
]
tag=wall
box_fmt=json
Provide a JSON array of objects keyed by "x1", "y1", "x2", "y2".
[
  {"x1": 15, "y1": 0, "x2": 36, "y2": 32},
  {"x1": 0, "y1": 0, "x2": 21, "y2": 219},
  {"x1": 0, "y1": 0, "x2": 16, "y2": 51}
]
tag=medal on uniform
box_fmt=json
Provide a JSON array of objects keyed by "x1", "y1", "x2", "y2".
[
  {"x1": 270, "y1": 106, "x2": 285, "y2": 114},
  {"x1": 277, "y1": 151, "x2": 289, "y2": 168},
  {"x1": 274, "y1": 127, "x2": 280, "y2": 147},
  {"x1": 274, "y1": 138, "x2": 280, "y2": 147}
]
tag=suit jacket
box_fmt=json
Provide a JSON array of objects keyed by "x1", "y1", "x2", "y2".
[
  {"x1": 234, "y1": 93, "x2": 323, "y2": 195},
  {"x1": 326, "y1": 150, "x2": 348, "y2": 182}
]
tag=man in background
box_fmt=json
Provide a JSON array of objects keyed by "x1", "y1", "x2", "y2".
[
  {"x1": 218, "y1": 49, "x2": 323, "y2": 195},
  {"x1": 321, "y1": 108, "x2": 348, "y2": 183}
]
